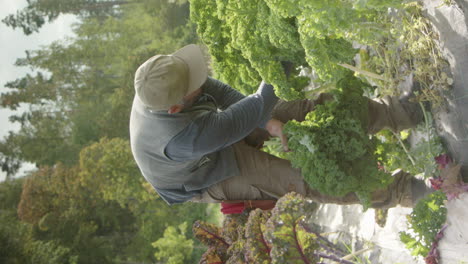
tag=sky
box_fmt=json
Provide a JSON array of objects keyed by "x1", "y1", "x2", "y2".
[{"x1": 0, "y1": 0, "x2": 78, "y2": 181}]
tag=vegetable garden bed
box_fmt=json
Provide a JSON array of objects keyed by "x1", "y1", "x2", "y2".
[{"x1": 189, "y1": 0, "x2": 468, "y2": 263}]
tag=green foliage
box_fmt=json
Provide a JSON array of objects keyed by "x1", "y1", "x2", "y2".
[
  {"x1": 190, "y1": 0, "x2": 405, "y2": 101},
  {"x1": 265, "y1": 193, "x2": 319, "y2": 263},
  {"x1": 25, "y1": 240, "x2": 78, "y2": 264},
  {"x1": 375, "y1": 130, "x2": 415, "y2": 174},
  {"x1": 15, "y1": 165, "x2": 138, "y2": 264},
  {"x1": 78, "y1": 137, "x2": 155, "y2": 207},
  {"x1": 190, "y1": 0, "x2": 309, "y2": 100},
  {"x1": 0, "y1": 148, "x2": 21, "y2": 179},
  {"x1": 152, "y1": 222, "x2": 194, "y2": 264},
  {"x1": 221, "y1": 0, "x2": 307, "y2": 100},
  {"x1": 375, "y1": 109, "x2": 444, "y2": 178},
  {"x1": 0, "y1": 210, "x2": 31, "y2": 264},
  {"x1": 189, "y1": 0, "x2": 263, "y2": 95},
  {"x1": 400, "y1": 191, "x2": 447, "y2": 257},
  {"x1": 1, "y1": 0, "x2": 197, "y2": 172},
  {"x1": 245, "y1": 210, "x2": 272, "y2": 263},
  {"x1": 284, "y1": 75, "x2": 392, "y2": 209},
  {"x1": 1, "y1": 0, "x2": 132, "y2": 35},
  {"x1": 0, "y1": 178, "x2": 24, "y2": 211},
  {"x1": 0, "y1": 208, "x2": 79, "y2": 264}
]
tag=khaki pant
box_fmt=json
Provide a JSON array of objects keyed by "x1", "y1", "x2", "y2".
[{"x1": 192, "y1": 95, "x2": 417, "y2": 208}]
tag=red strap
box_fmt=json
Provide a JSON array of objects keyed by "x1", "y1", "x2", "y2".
[
  {"x1": 221, "y1": 200, "x2": 277, "y2": 214},
  {"x1": 221, "y1": 202, "x2": 245, "y2": 214}
]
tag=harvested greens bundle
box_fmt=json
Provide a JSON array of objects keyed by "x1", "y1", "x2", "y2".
[{"x1": 284, "y1": 75, "x2": 393, "y2": 209}]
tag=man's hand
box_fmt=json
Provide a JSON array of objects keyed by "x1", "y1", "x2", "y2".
[
  {"x1": 244, "y1": 128, "x2": 271, "y2": 149},
  {"x1": 266, "y1": 118, "x2": 289, "y2": 152}
]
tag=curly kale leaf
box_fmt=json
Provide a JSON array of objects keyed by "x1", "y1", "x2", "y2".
[
  {"x1": 284, "y1": 75, "x2": 392, "y2": 208},
  {"x1": 190, "y1": 0, "x2": 260, "y2": 95},
  {"x1": 191, "y1": 0, "x2": 404, "y2": 99},
  {"x1": 191, "y1": 0, "x2": 310, "y2": 100}
]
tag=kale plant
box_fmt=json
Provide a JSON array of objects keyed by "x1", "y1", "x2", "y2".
[
  {"x1": 284, "y1": 75, "x2": 392, "y2": 209},
  {"x1": 189, "y1": 0, "x2": 403, "y2": 100}
]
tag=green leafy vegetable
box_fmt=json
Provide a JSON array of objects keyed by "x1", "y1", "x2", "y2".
[
  {"x1": 245, "y1": 210, "x2": 272, "y2": 263},
  {"x1": 375, "y1": 109, "x2": 444, "y2": 178},
  {"x1": 194, "y1": 193, "x2": 357, "y2": 263},
  {"x1": 399, "y1": 190, "x2": 447, "y2": 257},
  {"x1": 265, "y1": 193, "x2": 319, "y2": 263},
  {"x1": 190, "y1": 0, "x2": 406, "y2": 101},
  {"x1": 284, "y1": 75, "x2": 392, "y2": 209}
]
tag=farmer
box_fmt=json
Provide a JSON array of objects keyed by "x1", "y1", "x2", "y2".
[{"x1": 130, "y1": 44, "x2": 429, "y2": 209}]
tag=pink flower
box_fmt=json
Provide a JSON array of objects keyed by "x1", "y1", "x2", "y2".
[{"x1": 434, "y1": 154, "x2": 451, "y2": 169}]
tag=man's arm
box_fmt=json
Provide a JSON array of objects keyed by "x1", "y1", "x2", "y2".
[
  {"x1": 166, "y1": 94, "x2": 264, "y2": 161},
  {"x1": 202, "y1": 77, "x2": 279, "y2": 132},
  {"x1": 166, "y1": 82, "x2": 279, "y2": 161},
  {"x1": 201, "y1": 77, "x2": 246, "y2": 110}
]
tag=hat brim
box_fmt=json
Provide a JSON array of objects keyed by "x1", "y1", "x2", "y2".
[{"x1": 173, "y1": 44, "x2": 208, "y2": 95}]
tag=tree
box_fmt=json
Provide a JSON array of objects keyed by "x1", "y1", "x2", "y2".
[
  {"x1": 0, "y1": 0, "x2": 197, "y2": 175},
  {"x1": 0, "y1": 150, "x2": 21, "y2": 180},
  {"x1": 78, "y1": 137, "x2": 157, "y2": 207},
  {"x1": 0, "y1": 210, "x2": 33, "y2": 264},
  {"x1": 1, "y1": 111, "x2": 79, "y2": 167},
  {"x1": 2, "y1": 0, "x2": 133, "y2": 35},
  {"x1": 1, "y1": 72, "x2": 57, "y2": 110},
  {"x1": 152, "y1": 222, "x2": 194, "y2": 264},
  {"x1": 0, "y1": 210, "x2": 80, "y2": 264},
  {"x1": 0, "y1": 178, "x2": 24, "y2": 211},
  {"x1": 0, "y1": 1, "x2": 212, "y2": 263},
  {"x1": 15, "y1": 164, "x2": 138, "y2": 263},
  {"x1": 0, "y1": 178, "x2": 79, "y2": 264}
]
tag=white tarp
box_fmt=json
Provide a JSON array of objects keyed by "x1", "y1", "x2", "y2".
[
  {"x1": 439, "y1": 193, "x2": 468, "y2": 263},
  {"x1": 309, "y1": 203, "x2": 425, "y2": 263}
]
